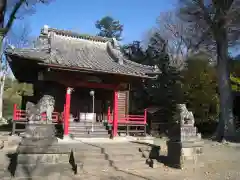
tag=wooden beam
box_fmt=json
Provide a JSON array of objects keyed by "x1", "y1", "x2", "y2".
[
  {"x1": 43, "y1": 71, "x2": 121, "y2": 90},
  {"x1": 59, "y1": 79, "x2": 118, "y2": 90}
]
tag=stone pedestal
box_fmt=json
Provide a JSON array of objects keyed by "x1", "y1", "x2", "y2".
[
  {"x1": 10, "y1": 123, "x2": 75, "y2": 178},
  {"x1": 0, "y1": 140, "x2": 3, "y2": 149},
  {"x1": 167, "y1": 124, "x2": 203, "y2": 169}
]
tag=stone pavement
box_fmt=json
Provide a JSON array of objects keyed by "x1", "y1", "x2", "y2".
[{"x1": 1, "y1": 137, "x2": 240, "y2": 180}]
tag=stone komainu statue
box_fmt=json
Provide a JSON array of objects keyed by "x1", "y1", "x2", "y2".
[
  {"x1": 26, "y1": 95, "x2": 55, "y2": 123},
  {"x1": 176, "y1": 104, "x2": 195, "y2": 126}
]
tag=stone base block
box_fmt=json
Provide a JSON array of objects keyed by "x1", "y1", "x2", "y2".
[
  {"x1": 24, "y1": 124, "x2": 56, "y2": 139},
  {"x1": 5, "y1": 151, "x2": 77, "y2": 178},
  {"x1": 17, "y1": 154, "x2": 70, "y2": 164},
  {"x1": 0, "y1": 140, "x2": 3, "y2": 149},
  {"x1": 17, "y1": 144, "x2": 71, "y2": 154},
  {"x1": 20, "y1": 138, "x2": 58, "y2": 147},
  {"x1": 167, "y1": 140, "x2": 203, "y2": 169},
  {"x1": 11, "y1": 163, "x2": 75, "y2": 178}
]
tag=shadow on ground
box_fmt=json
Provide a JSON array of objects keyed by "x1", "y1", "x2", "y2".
[
  {"x1": 0, "y1": 123, "x2": 12, "y2": 133},
  {"x1": 131, "y1": 141, "x2": 182, "y2": 169}
]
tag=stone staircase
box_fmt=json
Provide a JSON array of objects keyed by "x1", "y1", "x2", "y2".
[
  {"x1": 69, "y1": 121, "x2": 110, "y2": 138},
  {"x1": 72, "y1": 142, "x2": 153, "y2": 172}
]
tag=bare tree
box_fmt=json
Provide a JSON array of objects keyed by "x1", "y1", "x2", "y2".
[
  {"x1": 156, "y1": 10, "x2": 220, "y2": 69},
  {"x1": 156, "y1": 11, "x2": 193, "y2": 68},
  {"x1": 178, "y1": 0, "x2": 240, "y2": 141},
  {"x1": 0, "y1": 0, "x2": 53, "y2": 121},
  {"x1": 6, "y1": 22, "x2": 33, "y2": 48}
]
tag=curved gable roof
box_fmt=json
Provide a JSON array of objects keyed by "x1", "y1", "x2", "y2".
[{"x1": 6, "y1": 26, "x2": 160, "y2": 78}]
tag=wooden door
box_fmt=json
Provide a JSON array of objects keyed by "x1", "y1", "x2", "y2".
[{"x1": 117, "y1": 90, "x2": 129, "y2": 118}]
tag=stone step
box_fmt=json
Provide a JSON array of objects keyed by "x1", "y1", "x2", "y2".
[
  {"x1": 69, "y1": 129, "x2": 109, "y2": 134},
  {"x1": 69, "y1": 126, "x2": 107, "y2": 131},
  {"x1": 70, "y1": 145, "x2": 105, "y2": 152},
  {"x1": 79, "y1": 159, "x2": 110, "y2": 167},
  {"x1": 81, "y1": 159, "x2": 148, "y2": 169},
  {"x1": 71, "y1": 130, "x2": 109, "y2": 135},
  {"x1": 93, "y1": 142, "x2": 150, "y2": 149},
  {"x1": 80, "y1": 159, "x2": 149, "y2": 172},
  {"x1": 66, "y1": 143, "x2": 149, "y2": 152},
  {"x1": 70, "y1": 127, "x2": 108, "y2": 131},
  {"x1": 72, "y1": 132, "x2": 111, "y2": 137},
  {"x1": 71, "y1": 133, "x2": 110, "y2": 138},
  {"x1": 81, "y1": 163, "x2": 112, "y2": 172},
  {"x1": 68, "y1": 126, "x2": 87, "y2": 130},
  {"x1": 68, "y1": 143, "x2": 141, "y2": 152},
  {"x1": 106, "y1": 150, "x2": 142, "y2": 156},
  {"x1": 74, "y1": 153, "x2": 106, "y2": 160},
  {"x1": 75, "y1": 159, "x2": 110, "y2": 172},
  {"x1": 69, "y1": 128, "x2": 108, "y2": 133},
  {"x1": 69, "y1": 124, "x2": 106, "y2": 129},
  {"x1": 69, "y1": 129, "x2": 109, "y2": 133},
  {"x1": 72, "y1": 146, "x2": 143, "y2": 155},
  {"x1": 69, "y1": 122, "x2": 104, "y2": 127},
  {"x1": 111, "y1": 159, "x2": 149, "y2": 170},
  {"x1": 73, "y1": 150, "x2": 143, "y2": 158},
  {"x1": 74, "y1": 152, "x2": 144, "y2": 161},
  {"x1": 0, "y1": 170, "x2": 11, "y2": 179},
  {"x1": 109, "y1": 153, "x2": 144, "y2": 161}
]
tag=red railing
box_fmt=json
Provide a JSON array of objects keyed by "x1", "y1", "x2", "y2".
[
  {"x1": 13, "y1": 104, "x2": 62, "y2": 123},
  {"x1": 107, "y1": 107, "x2": 147, "y2": 125}
]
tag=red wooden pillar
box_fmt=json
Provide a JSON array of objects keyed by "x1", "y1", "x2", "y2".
[
  {"x1": 13, "y1": 104, "x2": 17, "y2": 120},
  {"x1": 64, "y1": 87, "x2": 73, "y2": 137},
  {"x1": 144, "y1": 109, "x2": 147, "y2": 124},
  {"x1": 113, "y1": 90, "x2": 118, "y2": 137}
]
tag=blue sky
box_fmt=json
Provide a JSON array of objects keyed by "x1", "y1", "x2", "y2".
[{"x1": 25, "y1": 0, "x2": 177, "y2": 44}]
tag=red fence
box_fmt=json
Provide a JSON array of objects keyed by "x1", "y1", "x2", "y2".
[
  {"x1": 12, "y1": 104, "x2": 62, "y2": 123},
  {"x1": 107, "y1": 107, "x2": 147, "y2": 125}
]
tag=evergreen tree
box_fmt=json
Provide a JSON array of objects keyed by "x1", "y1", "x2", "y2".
[
  {"x1": 182, "y1": 55, "x2": 219, "y2": 124},
  {"x1": 95, "y1": 16, "x2": 123, "y2": 40},
  {"x1": 146, "y1": 32, "x2": 183, "y2": 122}
]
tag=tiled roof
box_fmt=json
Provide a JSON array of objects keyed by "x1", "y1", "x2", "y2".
[{"x1": 5, "y1": 26, "x2": 160, "y2": 78}]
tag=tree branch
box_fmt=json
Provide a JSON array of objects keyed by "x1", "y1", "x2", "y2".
[
  {"x1": 4, "y1": 0, "x2": 26, "y2": 36},
  {"x1": 0, "y1": 0, "x2": 6, "y2": 28},
  {"x1": 196, "y1": 0, "x2": 214, "y2": 27}
]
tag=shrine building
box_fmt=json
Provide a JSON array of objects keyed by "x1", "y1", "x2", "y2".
[{"x1": 5, "y1": 25, "x2": 160, "y2": 139}]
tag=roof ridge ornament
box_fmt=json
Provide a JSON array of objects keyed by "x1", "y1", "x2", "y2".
[
  {"x1": 108, "y1": 38, "x2": 124, "y2": 65},
  {"x1": 154, "y1": 65, "x2": 159, "y2": 72},
  {"x1": 43, "y1": 25, "x2": 49, "y2": 35},
  {"x1": 8, "y1": 45, "x2": 15, "y2": 50},
  {"x1": 112, "y1": 38, "x2": 121, "y2": 50}
]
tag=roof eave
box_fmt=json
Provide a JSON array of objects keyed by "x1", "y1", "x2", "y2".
[{"x1": 38, "y1": 62, "x2": 154, "y2": 79}]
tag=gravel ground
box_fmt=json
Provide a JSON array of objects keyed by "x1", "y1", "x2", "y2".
[{"x1": 1, "y1": 137, "x2": 240, "y2": 180}]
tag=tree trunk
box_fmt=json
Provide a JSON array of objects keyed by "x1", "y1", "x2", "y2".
[
  {"x1": 0, "y1": 72, "x2": 5, "y2": 119},
  {"x1": 215, "y1": 29, "x2": 235, "y2": 141},
  {"x1": 0, "y1": 33, "x2": 5, "y2": 121}
]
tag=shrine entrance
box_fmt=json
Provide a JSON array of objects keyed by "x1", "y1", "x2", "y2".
[{"x1": 69, "y1": 87, "x2": 113, "y2": 123}]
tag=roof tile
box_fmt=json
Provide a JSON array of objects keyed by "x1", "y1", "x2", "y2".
[{"x1": 5, "y1": 27, "x2": 160, "y2": 78}]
